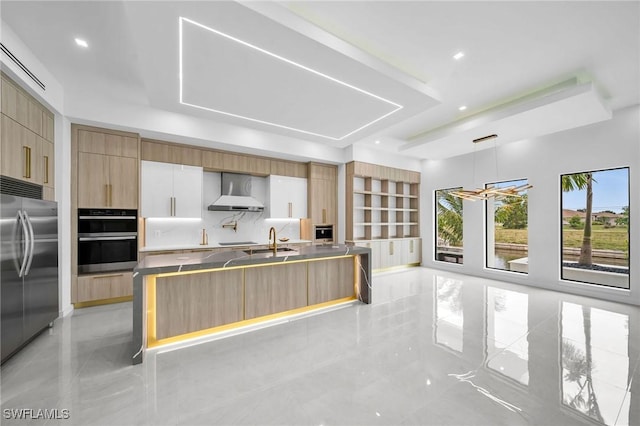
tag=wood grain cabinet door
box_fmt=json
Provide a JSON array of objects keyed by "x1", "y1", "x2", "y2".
[
  {"x1": 78, "y1": 152, "x2": 110, "y2": 208},
  {"x1": 108, "y1": 156, "x2": 138, "y2": 209}
]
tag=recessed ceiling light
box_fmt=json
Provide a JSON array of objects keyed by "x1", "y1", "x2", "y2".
[
  {"x1": 74, "y1": 38, "x2": 88, "y2": 48},
  {"x1": 453, "y1": 51, "x2": 465, "y2": 60},
  {"x1": 459, "y1": 105, "x2": 467, "y2": 111},
  {"x1": 375, "y1": 140, "x2": 380, "y2": 144}
]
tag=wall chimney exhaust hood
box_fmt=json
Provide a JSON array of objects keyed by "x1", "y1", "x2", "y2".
[{"x1": 208, "y1": 173, "x2": 265, "y2": 212}]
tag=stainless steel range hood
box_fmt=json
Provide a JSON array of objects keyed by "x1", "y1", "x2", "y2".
[{"x1": 208, "y1": 173, "x2": 264, "y2": 212}]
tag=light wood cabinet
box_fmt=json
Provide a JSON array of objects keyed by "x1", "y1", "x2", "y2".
[
  {"x1": 79, "y1": 129, "x2": 138, "y2": 158},
  {"x1": 308, "y1": 257, "x2": 355, "y2": 305},
  {"x1": 77, "y1": 152, "x2": 138, "y2": 209},
  {"x1": 76, "y1": 272, "x2": 133, "y2": 303},
  {"x1": 202, "y1": 150, "x2": 223, "y2": 169},
  {"x1": 155, "y1": 269, "x2": 243, "y2": 339},
  {"x1": 270, "y1": 159, "x2": 307, "y2": 178},
  {"x1": 141, "y1": 139, "x2": 202, "y2": 166},
  {"x1": 75, "y1": 126, "x2": 138, "y2": 209},
  {"x1": 77, "y1": 152, "x2": 109, "y2": 207},
  {"x1": 109, "y1": 156, "x2": 138, "y2": 209},
  {"x1": 1, "y1": 114, "x2": 26, "y2": 181},
  {"x1": 143, "y1": 138, "x2": 306, "y2": 177},
  {"x1": 1, "y1": 73, "x2": 55, "y2": 199},
  {"x1": 308, "y1": 163, "x2": 337, "y2": 230},
  {"x1": 43, "y1": 111, "x2": 54, "y2": 142},
  {"x1": 41, "y1": 138, "x2": 54, "y2": 190},
  {"x1": 27, "y1": 98, "x2": 43, "y2": 136},
  {"x1": 245, "y1": 263, "x2": 307, "y2": 319},
  {"x1": 221, "y1": 152, "x2": 270, "y2": 175}
]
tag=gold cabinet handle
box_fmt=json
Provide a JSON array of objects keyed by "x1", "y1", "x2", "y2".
[
  {"x1": 23, "y1": 146, "x2": 31, "y2": 178},
  {"x1": 322, "y1": 208, "x2": 326, "y2": 223},
  {"x1": 288, "y1": 202, "x2": 292, "y2": 218},
  {"x1": 170, "y1": 197, "x2": 176, "y2": 216},
  {"x1": 105, "y1": 184, "x2": 109, "y2": 206},
  {"x1": 110, "y1": 184, "x2": 113, "y2": 206},
  {"x1": 390, "y1": 241, "x2": 394, "y2": 256},
  {"x1": 410, "y1": 239, "x2": 414, "y2": 254},
  {"x1": 43, "y1": 155, "x2": 49, "y2": 184}
]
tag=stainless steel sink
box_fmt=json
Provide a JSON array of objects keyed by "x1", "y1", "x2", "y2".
[
  {"x1": 243, "y1": 247, "x2": 298, "y2": 255},
  {"x1": 219, "y1": 241, "x2": 257, "y2": 246}
]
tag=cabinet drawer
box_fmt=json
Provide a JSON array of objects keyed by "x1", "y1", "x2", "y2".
[{"x1": 76, "y1": 272, "x2": 133, "y2": 303}]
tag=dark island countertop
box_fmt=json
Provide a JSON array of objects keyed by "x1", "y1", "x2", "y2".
[{"x1": 134, "y1": 244, "x2": 370, "y2": 276}]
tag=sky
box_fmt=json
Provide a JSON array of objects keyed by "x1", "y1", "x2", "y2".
[
  {"x1": 487, "y1": 169, "x2": 629, "y2": 214},
  {"x1": 561, "y1": 168, "x2": 629, "y2": 213}
]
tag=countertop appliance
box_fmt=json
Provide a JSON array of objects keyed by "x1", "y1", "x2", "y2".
[
  {"x1": 313, "y1": 224, "x2": 334, "y2": 244},
  {"x1": 77, "y1": 208, "x2": 138, "y2": 273},
  {"x1": 1, "y1": 193, "x2": 59, "y2": 364},
  {"x1": 208, "y1": 173, "x2": 265, "y2": 212}
]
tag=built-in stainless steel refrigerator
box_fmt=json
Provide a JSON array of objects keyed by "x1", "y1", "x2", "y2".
[{"x1": 1, "y1": 194, "x2": 58, "y2": 363}]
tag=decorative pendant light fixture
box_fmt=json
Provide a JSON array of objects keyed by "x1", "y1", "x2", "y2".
[{"x1": 449, "y1": 134, "x2": 532, "y2": 201}]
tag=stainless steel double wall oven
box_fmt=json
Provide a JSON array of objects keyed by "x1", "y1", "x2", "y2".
[{"x1": 77, "y1": 209, "x2": 138, "y2": 273}]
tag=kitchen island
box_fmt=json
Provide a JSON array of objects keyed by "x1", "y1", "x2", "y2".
[{"x1": 131, "y1": 244, "x2": 371, "y2": 364}]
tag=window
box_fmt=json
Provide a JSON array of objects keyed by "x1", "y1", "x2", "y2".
[
  {"x1": 561, "y1": 167, "x2": 629, "y2": 289},
  {"x1": 435, "y1": 188, "x2": 463, "y2": 264},
  {"x1": 485, "y1": 179, "x2": 529, "y2": 273}
]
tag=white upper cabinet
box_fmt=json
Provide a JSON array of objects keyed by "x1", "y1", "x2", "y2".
[
  {"x1": 267, "y1": 175, "x2": 307, "y2": 218},
  {"x1": 141, "y1": 160, "x2": 202, "y2": 218}
]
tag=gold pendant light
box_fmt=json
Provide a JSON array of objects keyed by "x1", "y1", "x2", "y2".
[{"x1": 450, "y1": 134, "x2": 532, "y2": 201}]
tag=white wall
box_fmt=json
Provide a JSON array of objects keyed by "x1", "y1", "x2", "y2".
[{"x1": 422, "y1": 105, "x2": 640, "y2": 306}]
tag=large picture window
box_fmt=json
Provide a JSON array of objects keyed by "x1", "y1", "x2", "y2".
[
  {"x1": 561, "y1": 167, "x2": 629, "y2": 289},
  {"x1": 435, "y1": 188, "x2": 463, "y2": 264},
  {"x1": 486, "y1": 179, "x2": 529, "y2": 273}
]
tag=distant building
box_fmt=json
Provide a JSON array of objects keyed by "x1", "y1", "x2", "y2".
[
  {"x1": 592, "y1": 211, "x2": 622, "y2": 226},
  {"x1": 562, "y1": 209, "x2": 586, "y2": 225},
  {"x1": 562, "y1": 209, "x2": 621, "y2": 226}
]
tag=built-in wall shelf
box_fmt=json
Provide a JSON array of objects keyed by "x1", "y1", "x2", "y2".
[
  {"x1": 356, "y1": 207, "x2": 418, "y2": 212},
  {"x1": 353, "y1": 189, "x2": 418, "y2": 199},
  {"x1": 346, "y1": 161, "x2": 421, "y2": 242}
]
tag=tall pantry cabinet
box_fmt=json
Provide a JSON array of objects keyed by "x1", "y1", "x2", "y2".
[{"x1": 71, "y1": 124, "x2": 140, "y2": 306}]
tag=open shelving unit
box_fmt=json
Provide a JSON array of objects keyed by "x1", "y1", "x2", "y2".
[
  {"x1": 346, "y1": 161, "x2": 422, "y2": 270},
  {"x1": 347, "y1": 162, "x2": 420, "y2": 241}
]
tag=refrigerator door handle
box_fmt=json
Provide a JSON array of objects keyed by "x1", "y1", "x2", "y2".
[
  {"x1": 23, "y1": 211, "x2": 35, "y2": 276},
  {"x1": 17, "y1": 210, "x2": 30, "y2": 278}
]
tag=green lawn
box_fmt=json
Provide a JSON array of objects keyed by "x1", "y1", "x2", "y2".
[{"x1": 495, "y1": 224, "x2": 629, "y2": 252}]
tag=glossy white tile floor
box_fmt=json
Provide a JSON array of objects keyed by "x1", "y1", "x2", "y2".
[{"x1": 1, "y1": 267, "x2": 638, "y2": 425}]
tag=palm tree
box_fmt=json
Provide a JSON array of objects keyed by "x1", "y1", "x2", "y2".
[
  {"x1": 437, "y1": 190, "x2": 463, "y2": 246},
  {"x1": 562, "y1": 173, "x2": 594, "y2": 265}
]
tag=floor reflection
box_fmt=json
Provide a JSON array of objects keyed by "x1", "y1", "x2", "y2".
[
  {"x1": 0, "y1": 267, "x2": 637, "y2": 425},
  {"x1": 426, "y1": 270, "x2": 638, "y2": 426},
  {"x1": 561, "y1": 302, "x2": 630, "y2": 425}
]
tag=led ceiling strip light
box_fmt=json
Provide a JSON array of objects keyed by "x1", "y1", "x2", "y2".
[{"x1": 178, "y1": 17, "x2": 403, "y2": 141}]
